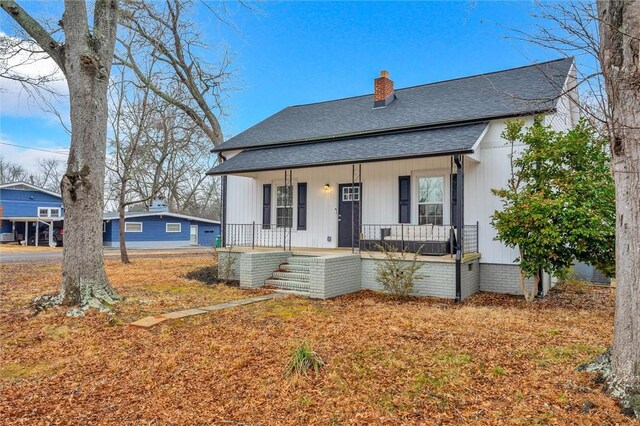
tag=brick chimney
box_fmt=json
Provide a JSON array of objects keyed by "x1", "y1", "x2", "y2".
[{"x1": 374, "y1": 70, "x2": 395, "y2": 108}]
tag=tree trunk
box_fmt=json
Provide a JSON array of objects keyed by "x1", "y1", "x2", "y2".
[
  {"x1": 597, "y1": 0, "x2": 640, "y2": 410},
  {"x1": 118, "y1": 188, "x2": 130, "y2": 264},
  {"x1": 58, "y1": 54, "x2": 120, "y2": 308}
]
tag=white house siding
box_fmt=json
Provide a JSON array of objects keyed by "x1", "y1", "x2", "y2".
[
  {"x1": 225, "y1": 98, "x2": 577, "y2": 272},
  {"x1": 226, "y1": 117, "x2": 534, "y2": 265}
]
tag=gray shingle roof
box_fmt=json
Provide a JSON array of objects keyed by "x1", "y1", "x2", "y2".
[
  {"x1": 215, "y1": 58, "x2": 573, "y2": 152},
  {"x1": 208, "y1": 122, "x2": 487, "y2": 175}
]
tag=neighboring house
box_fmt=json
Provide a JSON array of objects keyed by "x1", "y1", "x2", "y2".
[
  {"x1": 0, "y1": 182, "x2": 64, "y2": 246},
  {"x1": 103, "y1": 199, "x2": 220, "y2": 248},
  {"x1": 208, "y1": 58, "x2": 579, "y2": 300},
  {"x1": 0, "y1": 185, "x2": 220, "y2": 248}
]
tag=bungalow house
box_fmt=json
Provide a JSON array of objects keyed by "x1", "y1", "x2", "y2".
[
  {"x1": 0, "y1": 182, "x2": 64, "y2": 246},
  {"x1": 103, "y1": 198, "x2": 221, "y2": 248},
  {"x1": 207, "y1": 58, "x2": 579, "y2": 300}
]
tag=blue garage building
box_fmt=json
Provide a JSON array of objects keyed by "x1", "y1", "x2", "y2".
[
  {"x1": 0, "y1": 182, "x2": 64, "y2": 246},
  {"x1": 102, "y1": 199, "x2": 220, "y2": 248},
  {"x1": 1, "y1": 183, "x2": 220, "y2": 248}
]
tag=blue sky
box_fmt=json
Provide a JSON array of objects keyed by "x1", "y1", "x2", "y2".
[{"x1": 0, "y1": 1, "x2": 577, "y2": 170}]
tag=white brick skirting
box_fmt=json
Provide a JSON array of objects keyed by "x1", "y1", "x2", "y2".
[
  {"x1": 238, "y1": 251, "x2": 290, "y2": 289},
  {"x1": 308, "y1": 254, "x2": 362, "y2": 299},
  {"x1": 479, "y1": 263, "x2": 554, "y2": 296}
]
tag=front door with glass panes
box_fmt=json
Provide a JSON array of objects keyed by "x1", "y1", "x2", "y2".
[{"x1": 338, "y1": 183, "x2": 361, "y2": 247}]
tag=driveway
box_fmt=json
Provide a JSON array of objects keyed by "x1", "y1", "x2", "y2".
[{"x1": 0, "y1": 246, "x2": 215, "y2": 263}]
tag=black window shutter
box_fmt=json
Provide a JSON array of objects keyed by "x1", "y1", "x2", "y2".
[
  {"x1": 399, "y1": 176, "x2": 411, "y2": 223},
  {"x1": 297, "y1": 183, "x2": 307, "y2": 230},
  {"x1": 262, "y1": 184, "x2": 271, "y2": 229}
]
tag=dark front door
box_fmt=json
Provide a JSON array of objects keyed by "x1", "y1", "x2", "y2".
[{"x1": 338, "y1": 183, "x2": 361, "y2": 248}]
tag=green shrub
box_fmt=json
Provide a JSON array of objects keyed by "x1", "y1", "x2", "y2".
[
  {"x1": 373, "y1": 244, "x2": 426, "y2": 297},
  {"x1": 285, "y1": 341, "x2": 325, "y2": 377}
]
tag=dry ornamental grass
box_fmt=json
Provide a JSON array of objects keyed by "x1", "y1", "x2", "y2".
[{"x1": 0, "y1": 256, "x2": 635, "y2": 425}]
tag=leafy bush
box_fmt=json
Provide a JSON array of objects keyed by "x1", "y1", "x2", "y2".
[
  {"x1": 285, "y1": 341, "x2": 325, "y2": 377},
  {"x1": 373, "y1": 244, "x2": 426, "y2": 298}
]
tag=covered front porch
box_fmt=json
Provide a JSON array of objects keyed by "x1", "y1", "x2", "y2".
[{"x1": 220, "y1": 153, "x2": 480, "y2": 259}]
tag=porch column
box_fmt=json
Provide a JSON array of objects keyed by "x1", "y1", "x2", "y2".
[
  {"x1": 24, "y1": 220, "x2": 28, "y2": 246},
  {"x1": 454, "y1": 154, "x2": 464, "y2": 302},
  {"x1": 35, "y1": 221, "x2": 39, "y2": 247},
  {"x1": 221, "y1": 175, "x2": 227, "y2": 248}
]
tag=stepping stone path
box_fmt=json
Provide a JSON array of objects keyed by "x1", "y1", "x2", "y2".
[{"x1": 129, "y1": 293, "x2": 286, "y2": 328}]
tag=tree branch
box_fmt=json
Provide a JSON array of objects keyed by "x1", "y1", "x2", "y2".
[{"x1": 0, "y1": 0, "x2": 66, "y2": 72}]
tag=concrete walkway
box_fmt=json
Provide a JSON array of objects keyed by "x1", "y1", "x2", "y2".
[{"x1": 129, "y1": 293, "x2": 286, "y2": 328}]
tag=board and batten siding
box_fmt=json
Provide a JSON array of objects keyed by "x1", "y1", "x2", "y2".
[{"x1": 225, "y1": 92, "x2": 577, "y2": 266}]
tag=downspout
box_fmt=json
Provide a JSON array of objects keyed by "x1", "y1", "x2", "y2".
[
  {"x1": 454, "y1": 155, "x2": 464, "y2": 302},
  {"x1": 218, "y1": 153, "x2": 227, "y2": 248}
]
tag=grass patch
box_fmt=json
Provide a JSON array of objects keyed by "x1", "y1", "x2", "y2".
[
  {"x1": 285, "y1": 341, "x2": 325, "y2": 377},
  {"x1": 0, "y1": 362, "x2": 60, "y2": 382},
  {"x1": 538, "y1": 343, "x2": 605, "y2": 365},
  {"x1": 490, "y1": 366, "x2": 507, "y2": 376},
  {"x1": 259, "y1": 298, "x2": 323, "y2": 321}
]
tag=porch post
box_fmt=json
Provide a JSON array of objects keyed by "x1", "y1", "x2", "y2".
[
  {"x1": 221, "y1": 175, "x2": 227, "y2": 248},
  {"x1": 454, "y1": 154, "x2": 464, "y2": 302},
  {"x1": 35, "y1": 221, "x2": 39, "y2": 247},
  {"x1": 24, "y1": 220, "x2": 28, "y2": 246}
]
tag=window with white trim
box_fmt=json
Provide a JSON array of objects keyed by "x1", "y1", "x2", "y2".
[
  {"x1": 38, "y1": 207, "x2": 62, "y2": 218},
  {"x1": 418, "y1": 177, "x2": 444, "y2": 225},
  {"x1": 166, "y1": 223, "x2": 181, "y2": 233},
  {"x1": 341, "y1": 186, "x2": 360, "y2": 202},
  {"x1": 276, "y1": 185, "x2": 293, "y2": 228},
  {"x1": 124, "y1": 222, "x2": 143, "y2": 232}
]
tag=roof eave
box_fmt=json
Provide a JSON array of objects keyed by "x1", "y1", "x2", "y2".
[{"x1": 207, "y1": 148, "x2": 475, "y2": 176}]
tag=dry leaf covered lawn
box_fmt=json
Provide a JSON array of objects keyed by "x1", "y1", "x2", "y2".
[{"x1": 0, "y1": 256, "x2": 634, "y2": 425}]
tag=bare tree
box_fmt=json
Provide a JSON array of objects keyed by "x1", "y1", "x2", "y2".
[
  {"x1": 519, "y1": 0, "x2": 640, "y2": 415},
  {"x1": 33, "y1": 158, "x2": 65, "y2": 192},
  {"x1": 0, "y1": 156, "x2": 64, "y2": 191},
  {"x1": 0, "y1": 0, "x2": 120, "y2": 314},
  {"x1": 116, "y1": 0, "x2": 231, "y2": 147},
  {"x1": 106, "y1": 65, "x2": 163, "y2": 264},
  {"x1": 595, "y1": 0, "x2": 640, "y2": 416},
  {"x1": 0, "y1": 156, "x2": 29, "y2": 183}
]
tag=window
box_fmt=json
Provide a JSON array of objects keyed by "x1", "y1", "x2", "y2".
[
  {"x1": 341, "y1": 186, "x2": 360, "y2": 202},
  {"x1": 276, "y1": 185, "x2": 293, "y2": 228},
  {"x1": 124, "y1": 222, "x2": 143, "y2": 233},
  {"x1": 166, "y1": 223, "x2": 181, "y2": 233},
  {"x1": 418, "y1": 177, "x2": 444, "y2": 225},
  {"x1": 38, "y1": 207, "x2": 62, "y2": 218}
]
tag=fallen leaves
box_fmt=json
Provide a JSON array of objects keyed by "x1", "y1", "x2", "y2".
[{"x1": 0, "y1": 256, "x2": 633, "y2": 425}]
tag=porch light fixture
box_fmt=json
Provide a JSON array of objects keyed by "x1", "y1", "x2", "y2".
[{"x1": 323, "y1": 184, "x2": 331, "y2": 191}]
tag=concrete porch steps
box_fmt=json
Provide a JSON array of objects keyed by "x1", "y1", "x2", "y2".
[{"x1": 265, "y1": 256, "x2": 313, "y2": 293}]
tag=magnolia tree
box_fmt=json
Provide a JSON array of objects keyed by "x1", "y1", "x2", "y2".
[{"x1": 492, "y1": 117, "x2": 615, "y2": 302}]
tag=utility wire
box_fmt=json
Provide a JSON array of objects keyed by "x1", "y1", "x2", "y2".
[{"x1": 0, "y1": 142, "x2": 69, "y2": 156}]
